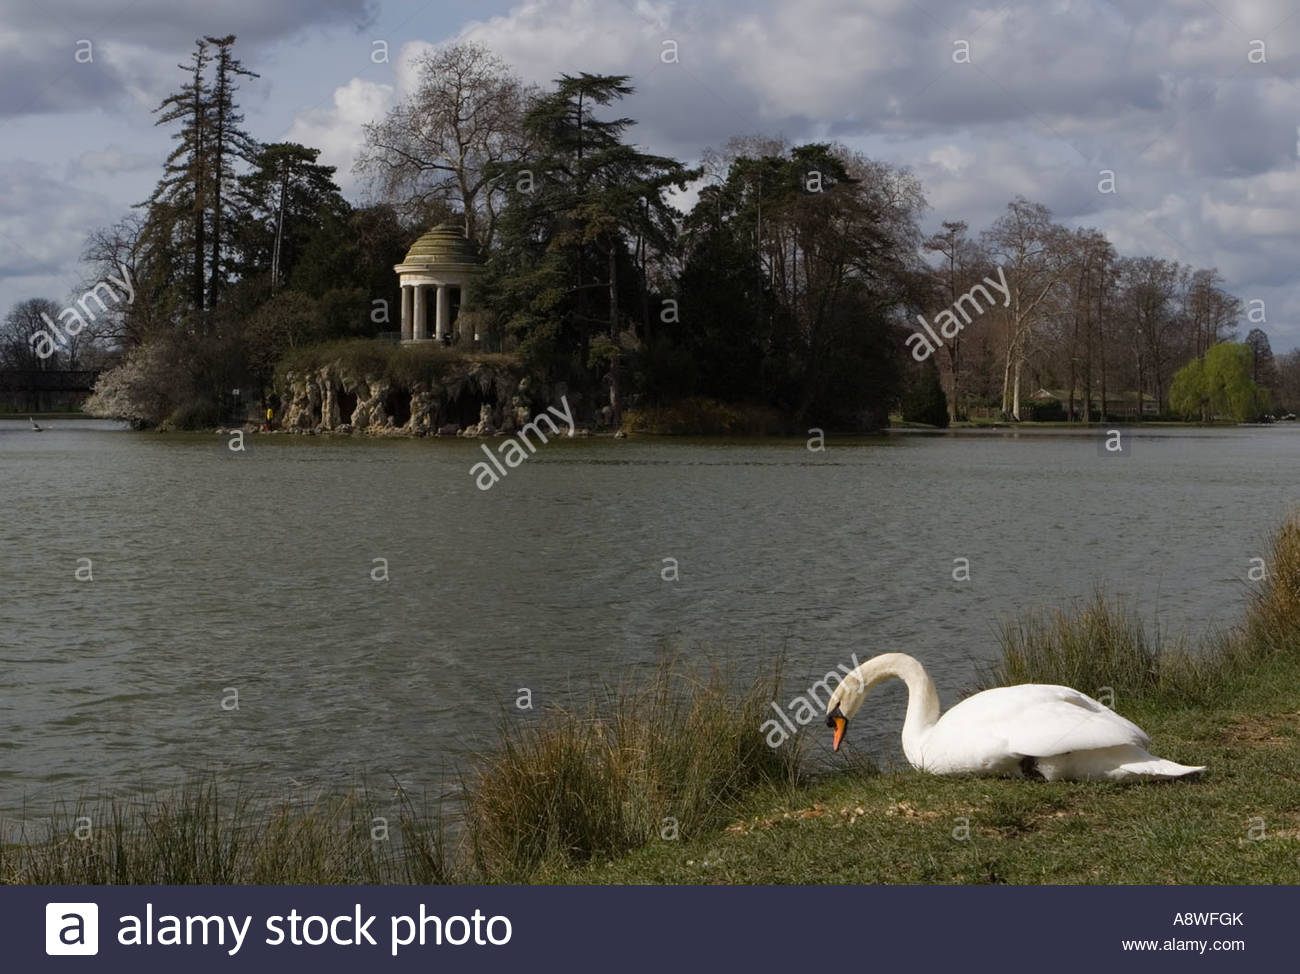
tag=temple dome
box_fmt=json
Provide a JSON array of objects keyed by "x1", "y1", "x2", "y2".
[{"x1": 402, "y1": 222, "x2": 483, "y2": 264}]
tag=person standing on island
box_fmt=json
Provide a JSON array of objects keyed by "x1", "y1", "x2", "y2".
[{"x1": 265, "y1": 405, "x2": 273, "y2": 431}]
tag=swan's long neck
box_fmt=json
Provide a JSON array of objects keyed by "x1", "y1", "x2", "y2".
[{"x1": 837, "y1": 653, "x2": 942, "y2": 766}]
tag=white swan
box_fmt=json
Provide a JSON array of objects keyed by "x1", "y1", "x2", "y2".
[{"x1": 825, "y1": 653, "x2": 1204, "y2": 781}]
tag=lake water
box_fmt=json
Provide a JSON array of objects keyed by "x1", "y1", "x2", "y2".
[{"x1": 2, "y1": 419, "x2": 1298, "y2": 818}]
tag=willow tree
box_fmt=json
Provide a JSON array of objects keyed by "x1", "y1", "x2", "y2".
[{"x1": 1170, "y1": 342, "x2": 1270, "y2": 422}]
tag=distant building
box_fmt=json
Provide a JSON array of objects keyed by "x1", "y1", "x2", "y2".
[
  {"x1": 393, "y1": 223, "x2": 484, "y2": 344},
  {"x1": 1028, "y1": 387, "x2": 1159, "y2": 419}
]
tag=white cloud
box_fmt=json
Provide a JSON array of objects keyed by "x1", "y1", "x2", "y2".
[{"x1": 283, "y1": 77, "x2": 393, "y2": 191}]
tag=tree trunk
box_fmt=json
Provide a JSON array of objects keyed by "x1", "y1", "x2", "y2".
[
  {"x1": 608, "y1": 238, "x2": 621, "y2": 428},
  {"x1": 1012, "y1": 348, "x2": 1022, "y2": 421}
]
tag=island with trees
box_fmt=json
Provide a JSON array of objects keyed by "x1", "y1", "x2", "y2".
[{"x1": 3, "y1": 37, "x2": 1297, "y2": 432}]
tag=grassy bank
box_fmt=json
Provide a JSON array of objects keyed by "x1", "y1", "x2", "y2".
[
  {"x1": 622, "y1": 398, "x2": 790, "y2": 435},
  {"x1": 562, "y1": 517, "x2": 1300, "y2": 884},
  {"x1": 4, "y1": 518, "x2": 1298, "y2": 885},
  {"x1": 0, "y1": 411, "x2": 90, "y2": 419},
  {"x1": 274, "y1": 339, "x2": 521, "y2": 390}
]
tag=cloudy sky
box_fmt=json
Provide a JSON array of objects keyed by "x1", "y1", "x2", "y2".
[{"x1": 2, "y1": 0, "x2": 1298, "y2": 348}]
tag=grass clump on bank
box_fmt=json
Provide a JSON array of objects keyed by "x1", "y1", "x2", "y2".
[
  {"x1": 982, "y1": 514, "x2": 1300, "y2": 706},
  {"x1": 0, "y1": 779, "x2": 455, "y2": 885},
  {"x1": 621, "y1": 398, "x2": 788, "y2": 435},
  {"x1": 2, "y1": 660, "x2": 801, "y2": 885},
  {"x1": 463, "y1": 659, "x2": 802, "y2": 880}
]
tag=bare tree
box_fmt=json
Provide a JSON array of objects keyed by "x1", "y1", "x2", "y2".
[
  {"x1": 923, "y1": 220, "x2": 987, "y2": 421},
  {"x1": 1058, "y1": 228, "x2": 1113, "y2": 421},
  {"x1": 982, "y1": 197, "x2": 1065, "y2": 420},
  {"x1": 1180, "y1": 267, "x2": 1239, "y2": 360},
  {"x1": 355, "y1": 43, "x2": 533, "y2": 246},
  {"x1": 1, "y1": 298, "x2": 64, "y2": 370},
  {"x1": 1117, "y1": 256, "x2": 1186, "y2": 414}
]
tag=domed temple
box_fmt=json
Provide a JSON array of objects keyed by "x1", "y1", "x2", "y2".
[{"x1": 393, "y1": 223, "x2": 484, "y2": 344}]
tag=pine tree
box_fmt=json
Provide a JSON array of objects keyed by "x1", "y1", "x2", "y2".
[
  {"x1": 232, "y1": 143, "x2": 347, "y2": 290},
  {"x1": 146, "y1": 38, "x2": 211, "y2": 312},
  {"x1": 204, "y1": 35, "x2": 260, "y2": 305},
  {"x1": 485, "y1": 73, "x2": 693, "y2": 423},
  {"x1": 902, "y1": 359, "x2": 950, "y2": 428}
]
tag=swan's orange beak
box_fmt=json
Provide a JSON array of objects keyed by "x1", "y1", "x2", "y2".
[{"x1": 831, "y1": 715, "x2": 847, "y2": 751}]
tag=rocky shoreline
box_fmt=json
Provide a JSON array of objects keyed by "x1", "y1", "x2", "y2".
[{"x1": 270, "y1": 356, "x2": 601, "y2": 438}]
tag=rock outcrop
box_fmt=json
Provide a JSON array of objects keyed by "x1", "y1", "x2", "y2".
[{"x1": 277, "y1": 354, "x2": 534, "y2": 437}]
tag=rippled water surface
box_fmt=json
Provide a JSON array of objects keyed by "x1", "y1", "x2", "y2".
[{"x1": 2, "y1": 419, "x2": 1298, "y2": 815}]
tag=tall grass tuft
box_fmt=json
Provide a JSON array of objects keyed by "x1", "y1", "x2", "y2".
[
  {"x1": 2, "y1": 660, "x2": 798, "y2": 885},
  {"x1": 1240, "y1": 513, "x2": 1300, "y2": 658},
  {"x1": 979, "y1": 513, "x2": 1300, "y2": 704},
  {"x1": 462, "y1": 657, "x2": 802, "y2": 880},
  {"x1": 985, "y1": 589, "x2": 1165, "y2": 698},
  {"x1": 0, "y1": 778, "x2": 457, "y2": 885}
]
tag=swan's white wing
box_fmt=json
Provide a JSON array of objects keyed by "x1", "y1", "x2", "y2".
[
  {"x1": 928, "y1": 685, "x2": 1148, "y2": 768},
  {"x1": 1001, "y1": 692, "x2": 1149, "y2": 756}
]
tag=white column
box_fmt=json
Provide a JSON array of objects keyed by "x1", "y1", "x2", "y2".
[
  {"x1": 412, "y1": 285, "x2": 427, "y2": 341},
  {"x1": 435, "y1": 285, "x2": 450, "y2": 342},
  {"x1": 400, "y1": 285, "x2": 413, "y2": 341}
]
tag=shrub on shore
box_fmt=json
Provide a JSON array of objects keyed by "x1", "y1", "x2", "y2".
[
  {"x1": 274, "y1": 339, "x2": 522, "y2": 393},
  {"x1": 621, "y1": 397, "x2": 789, "y2": 435},
  {"x1": 463, "y1": 659, "x2": 801, "y2": 879}
]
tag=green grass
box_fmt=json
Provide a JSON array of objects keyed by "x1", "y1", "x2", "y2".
[
  {"x1": 5, "y1": 517, "x2": 1299, "y2": 885},
  {"x1": 622, "y1": 398, "x2": 789, "y2": 435},
  {"x1": 555, "y1": 514, "x2": 1300, "y2": 884},
  {"x1": 462, "y1": 658, "x2": 801, "y2": 880},
  {"x1": 0, "y1": 779, "x2": 457, "y2": 885},
  {"x1": 274, "y1": 339, "x2": 523, "y2": 394},
  {"x1": 553, "y1": 658, "x2": 1300, "y2": 883}
]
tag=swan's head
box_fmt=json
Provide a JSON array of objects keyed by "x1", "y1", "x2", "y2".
[
  {"x1": 825, "y1": 657, "x2": 895, "y2": 751},
  {"x1": 825, "y1": 703, "x2": 848, "y2": 751}
]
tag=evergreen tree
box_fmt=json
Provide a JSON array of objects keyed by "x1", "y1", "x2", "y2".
[
  {"x1": 1244, "y1": 327, "x2": 1278, "y2": 394},
  {"x1": 204, "y1": 35, "x2": 260, "y2": 305},
  {"x1": 482, "y1": 73, "x2": 694, "y2": 421},
  {"x1": 902, "y1": 358, "x2": 950, "y2": 427},
  {"x1": 145, "y1": 38, "x2": 211, "y2": 312},
  {"x1": 141, "y1": 36, "x2": 259, "y2": 317},
  {"x1": 232, "y1": 142, "x2": 348, "y2": 291}
]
